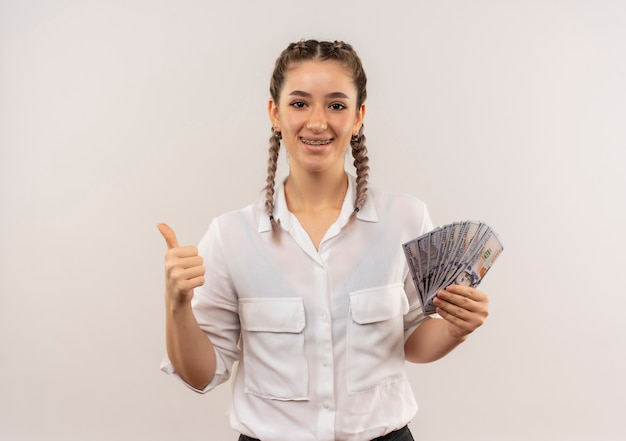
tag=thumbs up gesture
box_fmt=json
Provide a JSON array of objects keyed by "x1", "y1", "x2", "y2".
[{"x1": 157, "y1": 223, "x2": 206, "y2": 304}]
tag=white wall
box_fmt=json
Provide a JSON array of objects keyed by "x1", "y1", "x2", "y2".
[{"x1": 1, "y1": 1, "x2": 625, "y2": 440}]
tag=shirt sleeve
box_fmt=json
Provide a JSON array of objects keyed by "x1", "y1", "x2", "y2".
[
  {"x1": 159, "y1": 351, "x2": 227, "y2": 394},
  {"x1": 160, "y1": 218, "x2": 242, "y2": 393}
]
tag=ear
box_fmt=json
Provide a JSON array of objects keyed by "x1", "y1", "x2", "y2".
[
  {"x1": 268, "y1": 99, "x2": 280, "y2": 131},
  {"x1": 353, "y1": 103, "x2": 366, "y2": 135}
]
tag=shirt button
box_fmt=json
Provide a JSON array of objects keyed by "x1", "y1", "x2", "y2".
[
  {"x1": 323, "y1": 402, "x2": 330, "y2": 410},
  {"x1": 321, "y1": 313, "x2": 328, "y2": 323}
]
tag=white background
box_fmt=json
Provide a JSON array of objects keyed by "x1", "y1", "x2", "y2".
[{"x1": 1, "y1": 1, "x2": 625, "y2": 440}]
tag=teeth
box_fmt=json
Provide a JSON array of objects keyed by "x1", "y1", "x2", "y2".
[{"x1": 302, "y1": 139, "x2": 332, "y2": 146}]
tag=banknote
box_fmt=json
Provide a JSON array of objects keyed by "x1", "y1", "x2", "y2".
[{"x1": 403, "y1": 221, "x2": 503, "y2": 315}]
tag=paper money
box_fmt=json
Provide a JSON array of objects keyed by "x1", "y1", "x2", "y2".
[{"x1": 403, "y1": 221, "x2": 503, "y2": 315}]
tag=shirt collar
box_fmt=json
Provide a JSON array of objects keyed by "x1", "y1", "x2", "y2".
[{"x1": 257, "y1": 173, "x2": 378, "y2": 233}]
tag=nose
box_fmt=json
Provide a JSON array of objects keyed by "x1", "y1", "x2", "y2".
[{"x1": 306, "y1": 107, "x2": 327, "y2": 133}]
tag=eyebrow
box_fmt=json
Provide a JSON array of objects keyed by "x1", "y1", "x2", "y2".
[{"x1": 288, "y1": 90, "x2": 350, "y2": 99}]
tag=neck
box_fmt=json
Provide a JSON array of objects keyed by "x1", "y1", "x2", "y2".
[{"x1": 285, "y1": 170, "x2": 348, "y2": 214}]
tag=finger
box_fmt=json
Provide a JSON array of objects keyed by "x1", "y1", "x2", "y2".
[
  {"x1": 435, "y1": 298, "x2": 485, "y2": 336},
  {"x1": 165, "y1": 255, "x2": 203, "y2": 279},
  {"x1": 178, "y1": 276, "x2": 206, "y2": 293},
  {"x1": 437, "y1": 291, "x2": 489, "y2": 319},
  {"x1": 436, "y1": 289, "x2": 474, "y2": 311},
  {"x1": 434, "y1": 295, "x2": 471, "y2": 320},
  {"x1": 165, "y1": 246, "x2": 200, "y2": 259},
  {"x1": 435, "y1": 292, "x2": 488, "y2": 328},
  {"x1": 446, "y1": 284, "x2": 488, "y2": 302},
  {"x1": 157, "y1": 223, "x2": 179, "y2": 249},
  {"x1": 181, "y1": 264, "x2": 206, "y2": 279},
  {"x1": 178, "y1": 255, "x2": 204, "y2": 269},
  {"x1": 168, "y1": 265, "x2": 206, "y2": 284},
  {"x1": 166, "y1": 266, "x2": 206, "y2": 293}
]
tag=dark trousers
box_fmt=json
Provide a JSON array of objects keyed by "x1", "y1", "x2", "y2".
[{"x1": 238, "y1": 424, "x2": 414, "y2": 441}]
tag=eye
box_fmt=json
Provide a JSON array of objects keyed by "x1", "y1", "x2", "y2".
[
  {"x1": 290, "y1": 101, "x2": 306, "y2": 109},
  {"x1": 329, "y1": 102, "x2": 346, "y2": 110}
]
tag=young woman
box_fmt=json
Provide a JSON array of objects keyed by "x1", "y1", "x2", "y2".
[{"x1": 158, "y1": 39, "x2": 489, "y2": 441}]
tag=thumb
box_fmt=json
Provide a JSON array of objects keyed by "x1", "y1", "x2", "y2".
[{"x1": 157, "y1": 223, "x2": 180, "y2": 249}]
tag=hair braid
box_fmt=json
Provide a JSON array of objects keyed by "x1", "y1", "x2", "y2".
[
  {"x1": 350, "y1": 124, "x2": 369, "y2": 223},
  {"x1": 264, "y1": 128, "x2": 282, "y2": 234}
]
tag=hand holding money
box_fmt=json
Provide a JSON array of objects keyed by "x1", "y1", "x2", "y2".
[
  {"x1": 403, "y1": 220, "x2": 503, "y2": 316},
  {"x1": 433, "y1": 284, "x2": 489, "y2": 339}
]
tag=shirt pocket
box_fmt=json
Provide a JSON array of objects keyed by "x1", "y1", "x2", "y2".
[
  {"x1": 239, "y1": 297, "x2": 308, "y2": 401},
  {"x1": 347, "y1": 283, "x2": 409, "y2": 394}
]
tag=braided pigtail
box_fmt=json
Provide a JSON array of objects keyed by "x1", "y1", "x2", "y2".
[
  {"x1": 350, "y1": 124, "x2": 369, "y2": 223},
  {"x1": 264, "y1": 128, "x2": 282, "y2": 235}
]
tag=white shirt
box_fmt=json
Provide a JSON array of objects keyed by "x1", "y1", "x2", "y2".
[{"x1": 161, "y1": 174, "x2": 434, "y2": 441}]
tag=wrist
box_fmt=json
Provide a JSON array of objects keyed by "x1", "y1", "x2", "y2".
[
  {"x1": 445, "y1": 327, "x2": 469, "y2": 343},
  {"x1": 165, "y1": 291, "x2": 193, "y2": 314}
]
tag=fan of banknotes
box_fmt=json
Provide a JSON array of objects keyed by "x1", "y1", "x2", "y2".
[{"x1": 402, "y1": 220, "x2": 504, "y2": 315}]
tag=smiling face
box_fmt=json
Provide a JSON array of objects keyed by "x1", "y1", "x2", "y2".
[{"x1": 269, "y1": 60, "x2": 365, "y2": 177}]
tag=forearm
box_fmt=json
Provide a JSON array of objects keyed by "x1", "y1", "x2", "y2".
[
  {"x1": 165, "y1": 298, "x2": 217, "y2": 390},
  {"x1": 404, "y1": 317, "x2": 467, "y2": 363}
]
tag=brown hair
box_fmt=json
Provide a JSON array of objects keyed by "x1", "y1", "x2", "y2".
[{"x1": 264, "y1": 39, "x2": 370, "y2": 233}]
